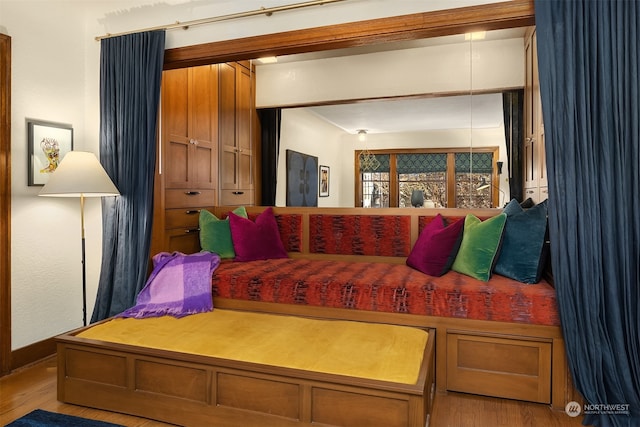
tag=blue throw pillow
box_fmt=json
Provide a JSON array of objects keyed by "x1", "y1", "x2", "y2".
[{"x1": 494, "y1": 199, "x2": 548, "y2": 283}]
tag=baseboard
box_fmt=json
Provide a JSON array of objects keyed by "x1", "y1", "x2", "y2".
[{"x1": 10, "y1": 337, "x2": 56, "y2": 371}]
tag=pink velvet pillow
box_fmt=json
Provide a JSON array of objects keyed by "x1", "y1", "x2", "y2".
[
  {"x1": 229, "y1": 207, "x2": 288, "y2": 261},
  {"x1": 406, "y1": 214, "x2": 465, "y2": 276}
]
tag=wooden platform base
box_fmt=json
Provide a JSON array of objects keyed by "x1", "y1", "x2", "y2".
[
  {"x1": 56, "y1": 318, "x2": 435, "y2": 427},
  {"x1": 212, "y1": 298, "x2": 573, "y2": 410}
]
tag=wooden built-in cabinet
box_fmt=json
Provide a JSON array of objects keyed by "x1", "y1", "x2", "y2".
[
  {"x1": 219, "y1": 61, "x2": 255, "y2": 206},
  {"x1": 151, "y1": 62, "x2": 256, "y2": 256},
  {"x1": 523, "y1": 27, "x2": 548, "y2": 203}
]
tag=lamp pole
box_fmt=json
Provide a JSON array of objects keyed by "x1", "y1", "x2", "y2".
[
  {"x1": 80, "y1": 194, "x2": 87, "y2": 326},
  {"x1": 38, "y1": 151, "x2": 120, "y2": 328}
]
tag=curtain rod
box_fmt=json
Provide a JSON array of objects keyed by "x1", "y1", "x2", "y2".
[{"x1": 95, "y1": 0, "x2": 349, "y2": 41}]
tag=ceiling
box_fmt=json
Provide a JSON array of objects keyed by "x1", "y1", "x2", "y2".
[
  {"x1": 303, "y1": 93, "x2": 505, "y2": 134},
  {"x1": 268, "y1": 28, "x2": 526, "y2": 135}
]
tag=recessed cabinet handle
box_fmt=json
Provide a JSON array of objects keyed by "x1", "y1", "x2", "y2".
[
  {"x1": 185, "y1": 210, "x2": 201, "y2": 214},
  {"x1": 184, "y1": 228, "x2": 200, "y2": 234},
  {"x1": 232, "y1": 191, "x2": 244, "y2": 195},
  {"x1": 184, "y1": 191, "x2": 201, "y2": 196}
]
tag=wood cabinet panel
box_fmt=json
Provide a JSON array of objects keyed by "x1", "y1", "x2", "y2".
[
  {"x1": 165, "y1": 208, "x2": 203, "y2": 229},
  {"x1": 216, "y1": 373, "x2": 300, "y2": 419},
  {"x1": 162, "y1": 68, "x2": 189, "y2": 138},
  {"x1": 312, "y1": 388, "x2": 409, "y2": 427},
  {"x1": 189, "y1": 65, "x2": 217, "y2": 145},
  {"x1": 152, "y1": 61, "x2": 255, "y2": 256},
  {"x1": 165, "y1": 228, "x2": 201, "y2": 254},
  {"x1": 165, "y1": 189, "x2": 216, "y2": 208},
  {"x1": 163, "y1": 65, "x2": 218, "y2": 190},
  {"x1": 446, "y1": 332, "x2": 551, "y2": 404},
  {"x1": 165, "y1": 138, "x2": 190, "y2": 186},
  {"x1": 523, "y1": 27, "x2": 547, "y2": 203},
  {"x1": 218, "y1": 62, "x2": 254, "y2": 203},
  {"x1": 219, "y1": 189, "x2": 254, "y2": 206}
]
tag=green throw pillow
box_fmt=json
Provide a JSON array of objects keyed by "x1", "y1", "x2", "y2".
[
  {"x1": 451, "y1": 213, "x2": 507, "y2": 282},
  {"x1": 199, "y1": 207, "x2": 248, "y2": 258}
]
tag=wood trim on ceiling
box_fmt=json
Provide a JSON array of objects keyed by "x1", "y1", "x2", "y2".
[{"x1": 163, "y1": 0, "x2": 535, "y2": 69}]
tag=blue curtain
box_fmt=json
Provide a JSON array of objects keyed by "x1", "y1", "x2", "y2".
[
  {"x1": 535, "y1": 2, "x2": 639, "y2": 426},
  {"x1": 502, "y1": 90, "x2": 524, "y2": 202},
  {"x1": 258, "y1": 108, "x2": 281, "y2": 206},
  {"x1": 91, "y1": 31, "x2": 166, "y2": 322}
]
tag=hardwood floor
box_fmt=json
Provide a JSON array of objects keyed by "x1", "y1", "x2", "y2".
[{"x1": 1, "y1": 356, "x2": 585, "y2": 427}]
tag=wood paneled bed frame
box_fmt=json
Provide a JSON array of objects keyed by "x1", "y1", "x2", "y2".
[{"x1": 56, "y1": 310, "x2": 436, "y2": 427}]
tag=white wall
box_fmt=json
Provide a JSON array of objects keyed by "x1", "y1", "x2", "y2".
[
  {"x1": 263, "y1": 40, "x2": 520, "y2": 208},
  {"x1": 277, "y1": 118, "x2": 508, "y2": 208},
  {"x1": 277, "y1": 109, "x2": 344, "y2": 207},
  {"x1": 0, "y1": 0, "x2": 508, "y2": 350},
  {"x1": 256, "y1": 38, "x2": 524, "y2": 107}
]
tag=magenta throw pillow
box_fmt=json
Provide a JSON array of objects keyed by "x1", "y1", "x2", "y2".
[
  {"x1": 406, "y1": 214, "x2": 465, "y2": 276},
  {"x1": 229, "y1": 207, "x2": 288, "y2": 261}
]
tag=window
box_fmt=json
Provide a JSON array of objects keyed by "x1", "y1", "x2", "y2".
[
  {"x1": 359, "y1": 153, "x2": 390, "y2": 208},
  {"x1": 397, "y1": 153, "x2": 447, "y2": 207},
  {"x1": 355, "y1": 148, "x2": 500, "y2": 208}
]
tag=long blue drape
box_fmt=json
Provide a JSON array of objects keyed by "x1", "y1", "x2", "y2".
[
  {"x1": 258, "y1": 108, "x2": 282, "y2": 206},
  {"x1": 535, "y1": 2, "x2": 639, "y2": 426},
  {"x1": 91, "y1": 31, "x2": 165, "y2": 322}
]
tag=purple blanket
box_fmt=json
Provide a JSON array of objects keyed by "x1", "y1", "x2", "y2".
[{"x1": 118, "y1": 251, "x2": 220, "y2": 319}]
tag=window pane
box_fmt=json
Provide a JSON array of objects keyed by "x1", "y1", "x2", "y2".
[
  {"x1": 397, "y1": 153, "x2": 447, "y2": 208},
  {"x1": 362, "y1": 172, "x2": 390, "y2": 208},
  {"x1": 455, "y1": 173, "x2": 492, "y2": 208},
  {"x1": 398, "y1": 172, "x2": 447, "y2": 208}
]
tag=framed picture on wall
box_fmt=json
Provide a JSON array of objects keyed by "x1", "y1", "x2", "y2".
[
  {"x1": 319, "y1": 165, "x2": 330, "y2": 197},
  {"x1": 27, "y1": 119, "x2": 73, "y2": 186},
  {"x1": 286, "y1": 149, "x2": 318, "y2": 207}
]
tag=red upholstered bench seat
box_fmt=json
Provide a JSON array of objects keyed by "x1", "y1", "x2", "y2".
[{"x1": 212, "y1": 258, "x2": 560, "y2": 327}]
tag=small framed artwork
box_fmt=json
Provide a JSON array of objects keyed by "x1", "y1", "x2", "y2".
[
  {"x1": 319, "y1": 165, "x2": 330, "y2": 197},
  {"x1": 27, "y1": 119, "x2": 73, "y2": 186}
]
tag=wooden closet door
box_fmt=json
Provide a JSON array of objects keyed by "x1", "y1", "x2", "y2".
[
  {"x1": 219, "y1": 62, "x2": 238, "y2": 190},
  {"x1": 188, "y1": 65, "x2": 218, "y2": 190},
  {"x1": 237, "y1": 64, "x2": 253, "y2": 190},
  {"x1": 163, "y1": 68, "x2": 190, "y2": 189}
]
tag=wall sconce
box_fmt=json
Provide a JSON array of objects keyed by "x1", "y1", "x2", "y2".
[{"x1": 357, "y1": 129, "x2": 367, "y2": 142}]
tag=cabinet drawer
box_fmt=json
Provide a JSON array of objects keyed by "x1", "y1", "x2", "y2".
[
  {"x1": 523, "y1": 187, "x2": 539, "y2": 203},
  {"x1": 539, "y1": 186, "x2": 548, "y2": 201},
  {"x1": 166, "y1": 189, "x2": 216, "y2": 208},
  {"x1": 220, "y1": 189, "x2": 254, "y2": 206},
  {"x1": 165, "y1": 228, "x2": 201, "y2": 254},
  {"x1": 446, "y1": 332, "x2": 551, "y2": 404},
  {"x1": 165, "y1": 208, "x2": 209, "y2": 229}
]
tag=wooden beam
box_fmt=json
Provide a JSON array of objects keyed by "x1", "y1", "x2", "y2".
[{"x1": 164, "y1": 0, "x2": 535, "y2": 69}]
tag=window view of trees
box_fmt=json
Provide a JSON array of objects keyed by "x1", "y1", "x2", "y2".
[{"x1": 356, "y1": 148, "x2": 499, "y2": 209}]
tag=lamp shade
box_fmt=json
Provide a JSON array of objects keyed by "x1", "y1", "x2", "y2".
[
  {"x1": 39, "y1": 151, "x2": 120, "y2": 198},
  {"x1": 476, "y1": 177, "x2": 490, "y2": 191}
]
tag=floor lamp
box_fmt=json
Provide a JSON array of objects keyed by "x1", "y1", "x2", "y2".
[
  {"x1": 476, "y1": 177, "x2": 506, "y2": 208},
  {"x1": 39, "y1": 151, "x2": 120, "y2": 326}
]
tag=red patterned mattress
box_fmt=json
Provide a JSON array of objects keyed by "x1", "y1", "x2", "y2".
[{"x1": 211, "y1": 258, "x2": 560, "y2": 326}]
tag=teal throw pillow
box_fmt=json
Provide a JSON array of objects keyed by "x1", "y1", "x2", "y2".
[
  {"x1": 451, "y1": 213, "x2": 507, "y2": 282},
  {"x1": 494, "y1": 199, "x2": 548, "y2": 283},
  {"x1": 199, "y1": 207, "x2": 248, "y2": 258}
]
